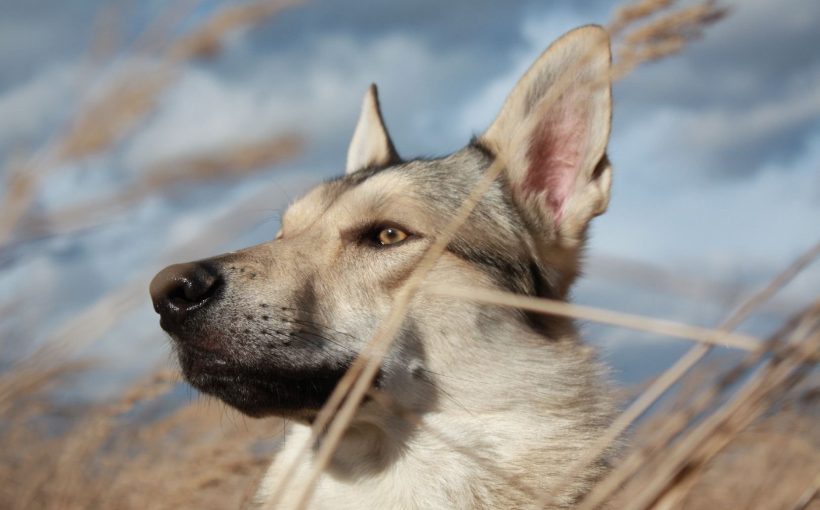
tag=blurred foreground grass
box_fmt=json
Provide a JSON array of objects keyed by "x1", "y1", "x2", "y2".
[{"x1": 0, "y1": 1, "x2": 817, "y2": 509}]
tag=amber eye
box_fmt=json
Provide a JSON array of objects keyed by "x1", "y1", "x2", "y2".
[{"x1": 377, "y1": 227, "x2": 408, "y2": 246}]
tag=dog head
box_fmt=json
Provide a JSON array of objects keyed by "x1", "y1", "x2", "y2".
[{"x1": 149, "y1": 26, "x2": 612, "y2": 422}]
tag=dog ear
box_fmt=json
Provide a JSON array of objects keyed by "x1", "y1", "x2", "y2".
[
  {"x1": 346, "y1": 84, "x2": 399, "y2": 174},
  {"x1": 480, "y1": 25, "x2": 612, "y2": 246}
]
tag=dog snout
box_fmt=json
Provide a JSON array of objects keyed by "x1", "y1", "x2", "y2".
[{"x1": 149, "y1": 262, "x2": 222, "y2": 331}]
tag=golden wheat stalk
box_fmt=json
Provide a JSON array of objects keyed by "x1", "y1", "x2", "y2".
[
  {"x1": 579, "y1": 305, "x2": 819, "y2": 509},
  {"x1": 430, "y1": 285, "x2": 761, "y2": 350},
  {"x1": 537, "y1": 240, "x2": 820, "y2": 508},
  {"x1": 620, "y1": 313, "x2": 818, "y2": 510}
]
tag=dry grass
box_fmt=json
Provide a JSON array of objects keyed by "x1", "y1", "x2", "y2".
[
  {"x1": 1, "y1": 1, "x2": 818, "y2": 509},
  {"x1": 677, "y1": 409, "x2": 819, "y2": 510},
  {"x1": 0, "y1": 0, "x2": 300, "y2": 248},
  {"x1": 0, "y1": 366, "x2": 282, "y2": 510}
]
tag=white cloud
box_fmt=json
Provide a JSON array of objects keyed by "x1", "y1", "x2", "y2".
[
  {"x1": 613, "y1": 0, "x2": 820, "y2": 179},
  {"x1": 0, "y1": 18, "x2": 54, "y2": 62},
  {"x1": 0, "y1": 62, "x2": 78, "y2": 149},
  {"x1": 716, "y1": 99, "x2": 818, "y2": 151},
  {"x1": 455, "y1": 8, "x2": 589, "y2": 136},
  {"x1": 596, "y1": 125, "x2": 820, "y2": 270},
  {"x1": 679, "y1": 65, "x2": 820, "y2": 160},
  {"x1": 441, "y1": 0, "x2": 820, "y2": 293},
  {"x1": 124, "y1": 32, "x2": 479, "y2": 170}
]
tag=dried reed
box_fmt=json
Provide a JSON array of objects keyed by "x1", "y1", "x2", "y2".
[
  {"x1": 0, "y1": 0, "x2": 300, "y2": 249},
  {"x1": 19, "y1": 133, "x2": 302, "y2": 239},
  {"x1": 2, "y1": 1, "x2": 818, "y2": 509}
]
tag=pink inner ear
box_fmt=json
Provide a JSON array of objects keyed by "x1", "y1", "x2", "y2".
[{"x1": 523, "y1": 102, "x2": 589, "y2": 223}]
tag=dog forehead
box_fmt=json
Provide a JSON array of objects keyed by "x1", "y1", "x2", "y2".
[
  {"x1": 283, "y1": 146, "x2": 494, "y2": 230},
  {"x1": 345, "y1": 169, "x2": 417, "y2": 201},
  {"x1": 282, "y1": 185, "x2": 331, "y2": 227},
  {"x1": 334, "y1": 156, "x2": 485, "y2": 222},
  {"x1": 283, "y1": 169, "x2": 421, "y2": 229}
]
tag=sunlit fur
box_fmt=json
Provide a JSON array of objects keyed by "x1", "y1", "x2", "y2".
[{"x1": 156, "y1": 25, "x2": 616, "y2": 509}]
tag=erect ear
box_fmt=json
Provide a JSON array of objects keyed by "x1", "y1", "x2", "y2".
[
  {"x1": 345, "y1": 84, "x2": 399, "y2": 174},
  {"x1": 480, "y1": 25, "x2": 612, "y2": 246}
]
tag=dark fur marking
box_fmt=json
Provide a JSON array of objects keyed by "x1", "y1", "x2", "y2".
[
  {"x1": 447, "y1": 242, "x2": 566, "y2": 338},
  {"x1": 293, "y1": 276, "x2": 319, "y2": 341},
  {"x1": 469, "y1": 136, "x2": 496, "y2": 160},
  {"x1": 342, "y1": 164, "x2": 394, "y2": 185},
  {"x1": 447, "y1": 240, "x2": 533, "y2": 296},
  {"x1": 397, "y1": 318, "x2": 425, "y2": 386},
  {"x1": 528, "y1": 261, "x2": 558, "y2": 300},
  {"x1": 523, "y1": 262, "x2": 567, "y2": 336},
  {"x1": 592, "y1": 154, "x2": 610, "y2": 179}
]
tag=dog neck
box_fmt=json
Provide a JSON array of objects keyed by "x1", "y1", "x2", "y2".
[{"x1": 254, "y1": 319, "x2": 611, "y2": 509}]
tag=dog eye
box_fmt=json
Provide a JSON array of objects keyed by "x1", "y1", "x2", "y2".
[{"x1": 376, "y1": 227, "x2": 408, "y2": 246}]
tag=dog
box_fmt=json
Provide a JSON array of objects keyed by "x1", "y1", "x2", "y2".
[{"x1": 149, "y1": 25, "x2": 614, "y2": 509}]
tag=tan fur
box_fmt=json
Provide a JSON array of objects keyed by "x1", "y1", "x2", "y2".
[
  {"x1": 151, "y1": 25, "x2": 616, "y2": 510},
  {"x1": 250, "y1": 165, "x2": 613, "y2": 509}
]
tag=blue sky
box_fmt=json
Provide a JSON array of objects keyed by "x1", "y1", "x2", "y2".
[{"x1": 0, "y1": 0, "x2": 818, "y2": 394}]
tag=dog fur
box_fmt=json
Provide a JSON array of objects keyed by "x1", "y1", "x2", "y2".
[{"x1": 150, "y1": 25, "x2": 615, "y2": 509}]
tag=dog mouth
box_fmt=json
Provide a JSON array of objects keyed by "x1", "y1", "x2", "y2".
[{"x1": 176, "y1": 343, "x2": 354, "y2": 418}]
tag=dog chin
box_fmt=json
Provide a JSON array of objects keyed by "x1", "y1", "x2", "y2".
[{"x1": 176, "y1": 346, "x2": 350, "y2": 418}]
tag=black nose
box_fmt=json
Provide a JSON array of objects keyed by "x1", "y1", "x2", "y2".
[{"x1": 149, "y1": 262, "x2": 221, "y2": 331}]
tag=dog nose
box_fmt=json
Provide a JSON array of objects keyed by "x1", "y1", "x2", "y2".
[{"x1": 149, "y1": 262, "x2": 221, "y2": 330}]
